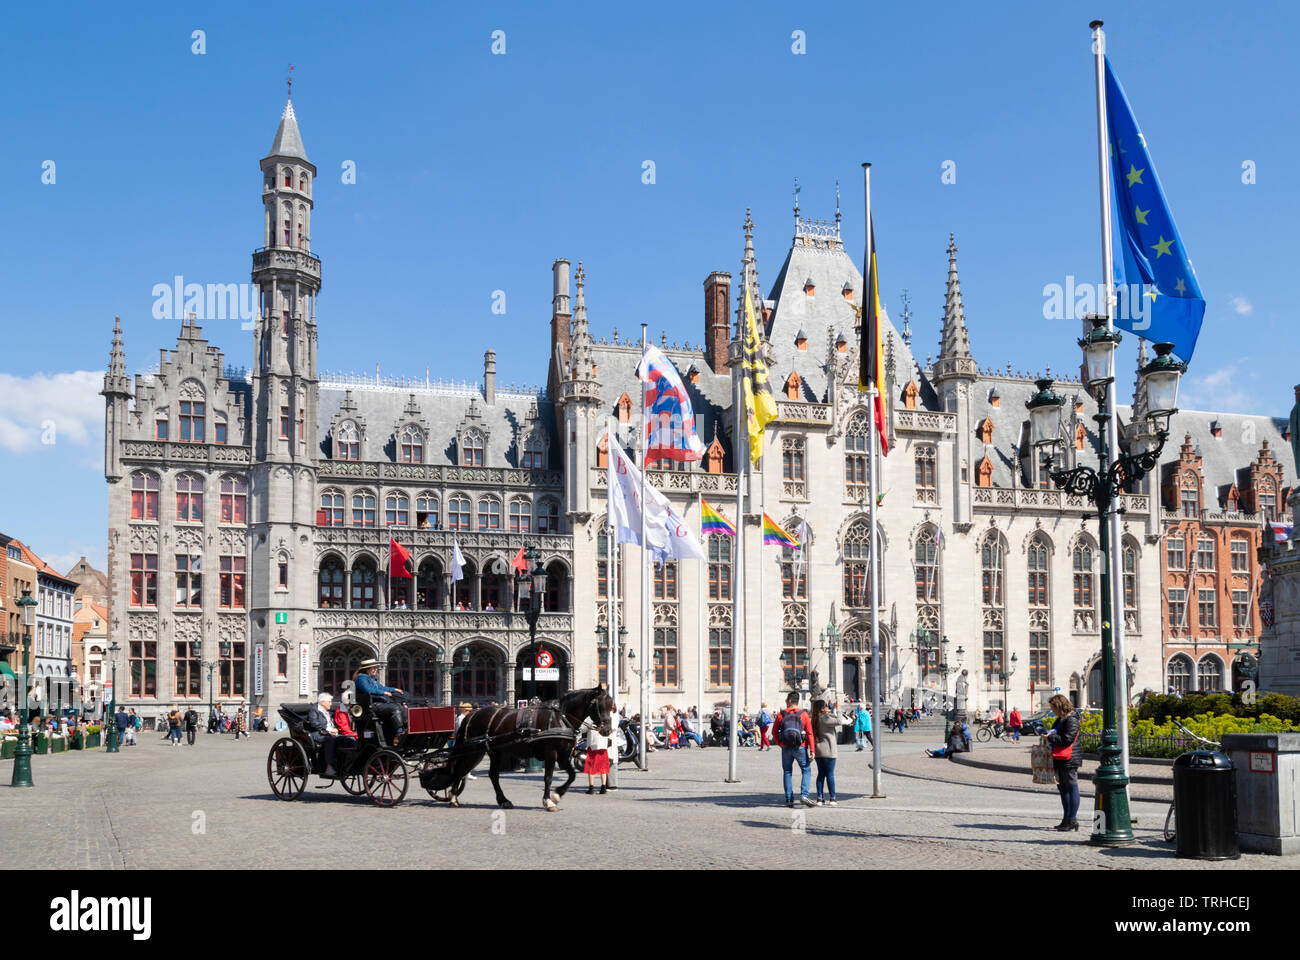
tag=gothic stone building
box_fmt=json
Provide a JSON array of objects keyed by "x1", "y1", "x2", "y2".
[{"x1": 103, "y1": 98, "x2": 1290, "y2": 722}]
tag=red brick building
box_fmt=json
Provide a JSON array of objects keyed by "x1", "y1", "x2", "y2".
[{"x1": 1161, "y1": 433, "x2": 1290, "y2": 693}]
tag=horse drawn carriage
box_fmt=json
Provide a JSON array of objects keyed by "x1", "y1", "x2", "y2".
[
  {"x1": 267, "y1": 694, "x2": 464, "y2": 807},
  {"x1": 266, "y1": 686, "x2": 615, "y2": 811}
]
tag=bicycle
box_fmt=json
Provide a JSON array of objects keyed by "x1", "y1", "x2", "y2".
[
  {"x1": 973, "y1": 718, "x2": 1015, "y2": 742},
  {"x1": 1162, "y1": 719, "x2": 1221, "y2": 843}
]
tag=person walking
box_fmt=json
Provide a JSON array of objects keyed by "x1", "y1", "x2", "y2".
[
  {"x1": 1009, "y1": 706, "x2": 1022, "y2": 743},
  {"x1": 183, "y1": 705, "x2": 200, "y2": 745},
  {"x1": 233, "y1": 703, "x2": 248, "y2": 741},
  {"x1": 813, "y1": 700, "x2": 845, "y2": 806},
  {"x1": 114, "y1": 706, "x2": 130, "y2": 747},
  {"x1": 126, "y1": 709, "x2": 139, "y2": 746},
  {"x1": 757, "y1": 702, "x2": 772, "y2": 751},
  {"x1": 1044, "y1": 694, "x2": 1083, "y2": 832},
  {"x1": 853, "y1": 703, "x2": 873, "y2": 752},
  {"x1": 581, "y1": 707, "x2": 612, "y2": 794},
  {"x1": 166, "y1": 705, "x2": 183, "y2": 746},
  {"x1": 773, "y1": 692, "x2": 816, "y2": 808}
]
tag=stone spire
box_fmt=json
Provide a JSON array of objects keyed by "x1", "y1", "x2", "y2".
[
  {"x1": 932, "y1": 234, "x2": 978, "y2": 382},
  {"x1": 267, "y1": 97, "x2": 309, "y2": 161},
  {"x1": 738, "y1": 208, "x2": 759, "y2": 337},
  {"x1": 1132, "y1": 337, "x2": 1150, "y2": 421},
  {"x1": 569, "y1": 261, "x2": 595, "y2": 380},
  {"x1": 103, "y1": 316, "x2": 130, "y2": 396}
]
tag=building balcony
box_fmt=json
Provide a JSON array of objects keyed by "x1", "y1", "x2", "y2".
[
  {"x1": 120, "y1": 440, "x2": 252, "y2": 467},
  {"x1": 972, "y1": 487, "x2": 1149, "y2": 515},
  {"x1": 317, "y1": 461, "x2": 562, "y2": 488},
  {"x1": 893, "y1": 408, "x2": 958, "y2": 435},
  {"x1": 314, "y1": 527, "x2": 572, "y2": 554},
  {"x1": 311, "y1": 607, "x2": 573, "y2": 636},
  {"x1": 775, "y1": 401, "x2": 831, "y2": 425},
  {"x1": 252, "y1": 246, "x2": 321, "y2": 278},
  {"x1": 592, "y1": 468, "x2": 739, "y2": 495}
]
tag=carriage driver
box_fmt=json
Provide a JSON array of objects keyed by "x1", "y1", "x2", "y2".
[
  {"x1": 305, "y1": 692, "x2": 342, "y2": 778},
  {"x1": 354, "y1": 659, "x2": 404, "y2": 744}
]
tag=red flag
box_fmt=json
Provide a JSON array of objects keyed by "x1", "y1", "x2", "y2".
[
  {"x1": 511, "y1": 545, "x2": 528, "y2": 574},
  {"x1": 389, "y1": 539, "x2": 413, "y2": 579}
]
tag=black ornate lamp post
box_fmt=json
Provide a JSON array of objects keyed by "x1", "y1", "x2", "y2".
[
  {"x1": 1026, "y1": 323, "x2": 1186, "y2": 846},
  {"x1": 514, "y1": 545, "x2": 548, "y2": 772},
  {"x1": 104, "y1": 640, "x2": 121, "y2": 755},
  {"x1": 202, "y1": 640, "x2": 231, "y2": 728},
  {"x1": 10, "y1": 589, "x2": 37, "y2": 787},
  {"x1": 992, "y1": 651, "x2": 1017, "y2": 715}
]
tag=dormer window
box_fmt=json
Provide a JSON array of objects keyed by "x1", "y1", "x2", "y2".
[
  {"x1": 462, "y1": 431, "x2": 484, "y2": 467},
  {"x1": 284, "y1": 169, "x2": 292, "y2": 188},
  {"x1": 180, "y1": 401, "x2": 205, "y2": 443},
  {"x1": 399, "y1": 425, "x2": 424, "y2": 464},
  {"x1": 522, "y1": 438, "x2": 545, "y2": 470},
  {"x1": 336, "y1": 421, "x2": 359, "y2": 461}
]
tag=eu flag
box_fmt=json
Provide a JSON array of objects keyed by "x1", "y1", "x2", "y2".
[{"x1": 1105, "y1": 57, "x2": 1205, "y2": 361}]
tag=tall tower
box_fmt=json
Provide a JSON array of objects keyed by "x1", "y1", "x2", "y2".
[
  {"x1": 249, "y1": 91, "x2": 323, "y2": 708},
  {"x1": 557, "y1": 262, "x2": 602, "y2": 520},
  {"x1": 932, "y1": 235, "x2": 979, "y2": 527}
]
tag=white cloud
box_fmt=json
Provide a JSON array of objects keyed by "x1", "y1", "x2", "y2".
[
  {"x1": 1228, "y1": 295, "x2": 1253, "y2": 316},
  {"x1": 1180, "y1": 359, "x2": 1256, "y2": 414},
  {"x1": 0, "y1": 371, "x2": 102, "y2": 455}
]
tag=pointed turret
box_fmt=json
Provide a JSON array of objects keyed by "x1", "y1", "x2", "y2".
[
  {"x1": 933, "y1": 234, "x2": 978, "y2": 382},
  {"x1": 266, "y1": 97, "x2": 309, "y2": 162},
  {"x1": 1132, "y1": 337, "x2": 1150, "y2": 421},
  {"x1": 569, "y1": 262, "x2": 595, "y2": 381},
  {"x1": 103, "y1": 316, "x2": 130, "y2": 397}
]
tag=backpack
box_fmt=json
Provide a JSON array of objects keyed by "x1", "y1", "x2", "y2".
[
  {"x1": 778, "y1": 709, "x2": 806, "y2": 748},
  {"x1": 759, "y1": 710, "x2": 771, "y2": 726}
]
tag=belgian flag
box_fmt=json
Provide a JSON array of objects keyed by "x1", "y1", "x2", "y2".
[{"x1": 857, "y1": 216, "x2": 889, "y2": 456}]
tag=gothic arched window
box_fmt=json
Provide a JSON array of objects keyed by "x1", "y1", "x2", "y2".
[
  {"x1": 350, "y1": 558, "x2": 377, "y2": 609},
  {"x1": 399, "y1": 425, "x2": 423, "y2": 464},
  {"x1": 336, "y1": 421, "x2": 359, "y2": 461},
  {"x1": 509, "y1": 499, "x2": 532, "y2": 534},
  {"x1": 447, "y1": 495, "x2": 471, "y2": 531},
  {"x1": 843, "y1": 518, "x2": 878, "y2": 608},
  {"x1": 176, "y1": 473, "x2": 204, "y2": 523},
  {"x1": 845, "y1": 412, "x2": 869, "y2": 497},
  {"x1": 1028, "y1": 535, "x2": 1050, "y2": 606},
  {"x1": 318, "y1": 556, "x2": 345, "y2": 608},
  {"x1": 385, "y1": 492, "x2": 409, "y2": 527},
  {"x1": 461, "y1": 431, "x2": 485, "y2": 467},
  {"x1": 477, "y1": 496, "x2": 501, "y2": 531},
  {"x1": 319, "y1": 489, "x2": 344, "y2": 527},
  {"x1": 351, "y1": 491, "x2": 376, "y2": 528},
  {"x1": 131, "y1": 471, "x2": 160, "y2": 521}
]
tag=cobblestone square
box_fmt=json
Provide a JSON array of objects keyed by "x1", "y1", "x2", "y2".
[{"x1": 3, "y1": 726, "x2": 1294, "y2": 871}]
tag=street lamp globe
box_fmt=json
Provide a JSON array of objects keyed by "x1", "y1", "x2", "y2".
[
  {"x1": 1079, "y1": 314, "x2": 1122, "y2": 387},
  {"x1": 1025, "y1": 379, "x2": 1066, "y2": 448},
  {"x1": 1141, "y1": 342, "x2": 1187, "y2": 428}
]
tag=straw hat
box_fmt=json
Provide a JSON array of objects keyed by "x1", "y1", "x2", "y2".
[{"x1": 357, "y1": 659, "x2": 382, "y2": 671}]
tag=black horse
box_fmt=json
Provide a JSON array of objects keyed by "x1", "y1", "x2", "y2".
[{"x1": 447, "y1": 686, "x2": 613, "y2": 811}]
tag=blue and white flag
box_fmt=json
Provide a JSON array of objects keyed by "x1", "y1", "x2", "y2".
[
  {"x1": 637, "y1": 344, "x2": 706, "y2": 465},
  {"x1": 1105, "y1": 56, "x2": 1206, "y2": 362},
  {"x1": 451, "y1": 538, "x2": 466, "y2": 582}
]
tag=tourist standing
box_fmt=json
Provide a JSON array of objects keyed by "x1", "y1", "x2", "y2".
[
  {"x1": 183, "y1": 705, "x2": 200, "y2": 745},
  {"x1": 773, "y1": 692, "x2": 816, "y2": 808},
  {"x1": 1009, "y1": 706, "x2": 1022, "y2": 742},
  {"x1": 582, "y1": 710, "x2": 611, "y2": 794},
  {"x1": 854, "y1": 704, "x2": 873, "y2": 751},
  {"x1": 233, "y1": 703, "x2": 248, "y2": 741},
  {"x1": 115, "y1": 706, "x2": 130, "y2": 747},
  {"x1": 1044, "y1": 694, "x2": 1082, "y2": 832},
  {"x1": 813, "y1": 700, "x2": 844, "y2": 806}
]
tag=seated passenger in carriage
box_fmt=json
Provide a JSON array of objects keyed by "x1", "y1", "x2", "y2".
[
  {"x1": 305, "y1": 692, "x2": 342, "y2": 777},
  {"x1": 334, "y1": 689, "x2": 359, "y2": 748},
  {"x1": 354, "y1": 659, "x2": 405, "y2": 744}
]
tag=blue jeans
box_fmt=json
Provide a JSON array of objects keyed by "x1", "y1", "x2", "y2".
[
  {"x1": 781, "y1": 745, "x2": 811, "y2": 801},
  {"x1": 169, "y1": 727, "x2": 182, "y2": 743},
  {"x1": 815, "y1": 757, "x2": 837, "y2": 799},
  {"x1": 682, "y1": 731, "x2": 703, "y2": 746}
]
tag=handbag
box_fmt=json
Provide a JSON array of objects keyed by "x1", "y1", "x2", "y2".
[{"x1": 1050, "y1": 718, "x2": 1080, "y2": 760}]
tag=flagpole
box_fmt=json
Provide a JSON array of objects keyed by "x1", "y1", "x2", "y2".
[
  {"x1": 863, "y1": 161, "x2": 883, "y2": 799},
  {"x1": 697, "y1": 492, "x2": 705, "y2": 727},
  {"x1": 639, "y1": 324, "x2": 650, "y2": 773},
  {"x1": 607, "y1": 422, "x2": 620, "y2": 789},
  {"x1": 728, "y1": 294, "x2": 745, "y2": 784},
  {"x1": 1090, "y1": 19, "x2": 1130, "y2": 779}
]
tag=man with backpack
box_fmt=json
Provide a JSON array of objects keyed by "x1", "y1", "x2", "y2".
[
  {"x1": 773, "y1": 692, "x2": 816, "y2": 807},
  {"x1": 183, "y1": 705, "x2": 200, "y2": 746}
]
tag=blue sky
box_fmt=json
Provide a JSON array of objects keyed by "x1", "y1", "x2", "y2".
[{"x1": 1, "y1": 0, "x2": 1295, "y2": 572}]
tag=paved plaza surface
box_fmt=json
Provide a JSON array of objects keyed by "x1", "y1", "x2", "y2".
[{"x1": 2, "y1": 725, "x2": 1294, "y2": 870}]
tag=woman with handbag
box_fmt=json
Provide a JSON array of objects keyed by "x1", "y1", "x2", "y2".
[{"x1": 1044, "y1": 693, "x2": 1083, "y2": 832}]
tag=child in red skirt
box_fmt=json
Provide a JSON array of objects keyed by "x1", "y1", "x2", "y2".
[{"x1": 583, "y1": 713, "x2": 612, "y2": 794}]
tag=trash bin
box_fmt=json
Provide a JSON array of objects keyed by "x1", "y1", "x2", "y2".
[{"x1": 1172, "y1": 750, "x2": 1239, "y2": 861}]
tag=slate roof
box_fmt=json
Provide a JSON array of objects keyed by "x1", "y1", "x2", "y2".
[
  {"x1": 1158, "y1": 408, "x2": 1291, "y2": 507},
  {"x1": 267, "y1": 98, "x2": 309, "y2": 162},
  {"x1": 317, "y1": 382, "x2": 557, "y2": 468}
]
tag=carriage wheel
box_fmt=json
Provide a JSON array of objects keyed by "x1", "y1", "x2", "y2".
[
  {"x1": 363, "y1": 750, "x2": 409, "y2": 807},
  {"x1": 268, "y1": 738, "x2": 310, "y2": 801},
  {"x1": 340, "y1": 771, "x2": 366, "y2": 795}
]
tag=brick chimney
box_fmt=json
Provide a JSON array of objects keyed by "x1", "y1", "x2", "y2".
[
  {"x1": 549, "y1": 258, "x2": 571, "y2": 399},
  {"x1": 704, "y1": 271, "x2": 731, "y2": 374}
]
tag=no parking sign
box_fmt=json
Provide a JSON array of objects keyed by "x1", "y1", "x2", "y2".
[{"x1": 536, "y1": 647, "x2": 553, "y2": 669}]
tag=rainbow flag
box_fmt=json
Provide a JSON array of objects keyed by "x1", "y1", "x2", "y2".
[
  {"x1": 700, "y1": 499, "x2": 736, "y2": 536},
  {"x1": 762, "y1": 513, "x2": 799, "y2": 548}
]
